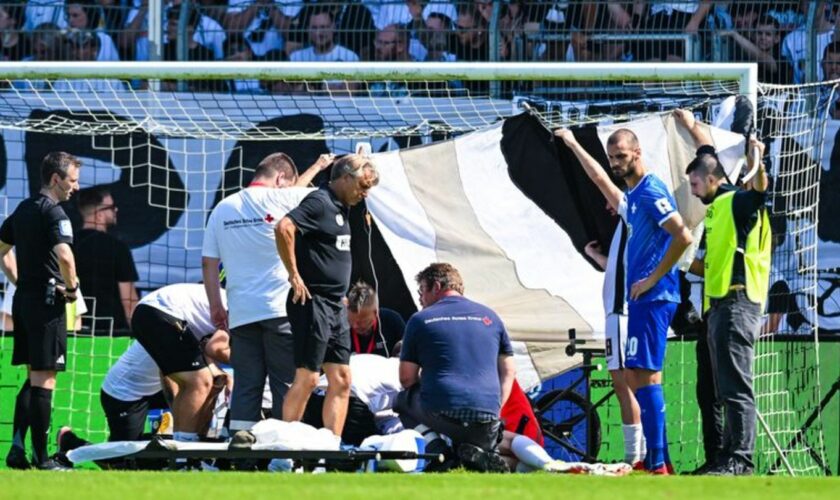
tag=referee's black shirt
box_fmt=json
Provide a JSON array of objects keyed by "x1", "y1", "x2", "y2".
[
  {"x1": 0, "y1": 194, "x2": 73, "y2": 294},
  {"x1": 287, "y1": 186, "x2": 352, "y2": 301}
]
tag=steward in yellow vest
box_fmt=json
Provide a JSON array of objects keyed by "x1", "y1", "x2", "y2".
[{"x1": 684, "y1": 136, "x2": 770, "y2": 476}]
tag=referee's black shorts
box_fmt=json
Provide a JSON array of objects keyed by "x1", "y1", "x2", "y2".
[
  {"x1": 11, "y1": 292, "x2": 67, "y2": 371},
  {"x1": 287, "y1": 294, "x2": 351, "y2": 372},
  {"x1": 131, "y1": 304, "x2": 207, "y2": 376}
]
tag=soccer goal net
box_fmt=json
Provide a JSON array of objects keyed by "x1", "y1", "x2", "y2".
[{"x1": 0, "y1": 61, "x2": 831, "y2": 475}]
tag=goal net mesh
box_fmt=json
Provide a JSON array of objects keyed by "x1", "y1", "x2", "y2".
[{"x1": 0, "y1": 69, "x2": 831, "y2": 475}]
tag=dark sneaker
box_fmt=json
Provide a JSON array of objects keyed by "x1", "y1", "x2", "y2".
[
  {"x1": 35, "y1": 457, "x2": 72, "y2": 471},
  {"x1": 457, "y1": 443, "x2": 510, "y2": 473},
  {"x1": 229, "y1": 430, "x2": 256, "y2": 450},
  {"x1": 705, "y1": 457, "x2": 754, "y2": 476},
  {"x1": 5, "y1": 446, "x2": 31, "y2": 470},
  {"x1": 57, "y1": 427, "x2": 90, "y2": 454},
  {"x1": 685, "y1": 460, "x2": 718, "y2": 476}
]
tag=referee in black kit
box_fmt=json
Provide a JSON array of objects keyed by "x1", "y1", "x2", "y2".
[
  {"x1": 276, "y1": 154, "x2": 379, "y2": 438},
  {"x1": 0, "y1": 152, "x2": 81, "y2": 470}
]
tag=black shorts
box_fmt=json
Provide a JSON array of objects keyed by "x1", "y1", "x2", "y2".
[
  {"x1": 100, "y1": 389, "x2": 169, "y2": 442},
  {"x1": 287, "y1": 295, "x2": 351, "y2": 372},
  {"x1": 131, "y1": 304, "x2": 207, "y2": 376},
  {"x1": 11, "y1": 292, "x2": 67, "y2": 371}
]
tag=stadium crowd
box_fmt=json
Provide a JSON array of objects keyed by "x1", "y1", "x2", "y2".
[{"x1": 0, "y1": 1, "x2": 837, "y2": 88}]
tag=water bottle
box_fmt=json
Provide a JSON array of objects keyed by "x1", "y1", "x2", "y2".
[{"x1": 45, "y1": 278, "x2": 56, "y2": 306}]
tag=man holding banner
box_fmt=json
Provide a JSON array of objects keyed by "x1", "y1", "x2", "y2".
[
  {"x1": 555, "y1": 128, "x2": 693, "y2": 474},
  {"x1": 679, "y1": 110, "x2": 771, "y2": 476}
]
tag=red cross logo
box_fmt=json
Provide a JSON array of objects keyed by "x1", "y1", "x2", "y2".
[
  {"x1": 483, "y1": 316, "x2": 493, "y2": 326},
  {"x1": 265, "y1": 213, "x2": 274, "y2": 223}
]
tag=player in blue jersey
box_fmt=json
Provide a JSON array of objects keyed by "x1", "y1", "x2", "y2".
[{"x1": 555, "y1": 128, "x2": 693, "y2": 474}]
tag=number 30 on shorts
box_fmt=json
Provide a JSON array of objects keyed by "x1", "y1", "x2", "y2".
[{"x1": 626, "y1": 337, "x2": 639, "y2": 356}]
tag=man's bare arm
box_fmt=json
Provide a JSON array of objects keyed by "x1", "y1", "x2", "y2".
[
  {"x1": 689, "y1": 257, "x2": 704, "y2": 277},
  {"x1": 54, "y1": 242, "x2": 78, "y2": 302},
  {"x1": 295, "y1": 154, "x2": 336, "y2": 187},
  {"x1": 498, "y1": 355, "x2": 516, "y2": 408},
  {"x1": 275, "y1": 216, "x2": 311, "y2": 304},
  {"x1": 399, "y1": 361, "x2": 420, "y2": 389},
  {"x1": 673, "y1": 108, "x2": 713, "y2": 149},
  {"x1": 554, "y1": 128, "x2": 623, "y2": 210},
  {"x1": 118, "y1": 281, "x2": 139, "y2": 325},
  {"x1": 748, "y1": 137, "x2": 768, "y2": 193},
  {"x1": 202, "y1": 256, "x2": 228, "y2": 330}
]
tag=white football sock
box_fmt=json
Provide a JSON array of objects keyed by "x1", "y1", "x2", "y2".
[
  {"x1": 511, "y1": 435, "x2": 553, "y2": 469},
  {"x1": 622, "y1": 424, "x2": 643, "y2": 464}
]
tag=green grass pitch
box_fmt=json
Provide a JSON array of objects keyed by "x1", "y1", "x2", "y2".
[{"x1": 0, "y1": 471, "x2": 837, "y2": 500}]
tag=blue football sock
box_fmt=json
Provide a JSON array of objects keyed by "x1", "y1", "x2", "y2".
[{"x1": 636, "y1": 384, "x2": 666, "y2": 469}]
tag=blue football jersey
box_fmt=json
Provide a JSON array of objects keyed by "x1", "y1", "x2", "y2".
[{"x1": 619, "y1": 174, "x2": 681, "y2": 304}]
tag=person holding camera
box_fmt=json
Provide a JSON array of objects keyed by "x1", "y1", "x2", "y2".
[{"x1": 0, "y1": 152, "x2": 81, "y2": 470}]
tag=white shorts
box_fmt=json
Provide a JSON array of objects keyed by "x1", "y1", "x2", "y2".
[{"x1": 605, "y1": 313, "x2": 628, "y2": 371}]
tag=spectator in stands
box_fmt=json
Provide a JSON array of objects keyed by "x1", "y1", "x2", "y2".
[
  {"x1": 721, "y1": 15, "x2": 791, "y2": 84},
  {"x1": 331, "y1": 1, "x2": 378, "y2": 60},
  {"x1": 0, "y1": 3, "x2": 27, "y2": 61},
  {"x1": 73, "y1": 186, "x2": 139, "y2": 336},
  {"x1": 368, "y1": 24, "x2": 414, "y2": 96},
  {"x1": 821, "y1": 41, "x2": 840, "y2": 118},
  {"x1": 28, "y1": 22, "x2": 65, "y2": 61},
  {"x1": 497, "y1": 0, "x2": 527, "y2": 61},
  {"x1": 373, "y1": 24, "x2": 411, "y2": 62},
  {"x1": 24, "y1": 0, "x2": 68, "y2": 31},
  {"x1": 728, "y1": 2, "x2": 764, "y2": 31},
  {"x1": 65, "y1": 0, "x2": 120, "y2": 61},
  {"x1": 123, "y1": 1, "x2": 226, "y2": 62},
  {"x1": 224, "y1": 0, "x2": 288, "y2": 59},
  {"x1": 95, "y1": 0, "x2": 127, "y2": 35},
  {"x1": 453, "y1": 5, "x2": 488, "y2": 62},
  {"x1": 346, "y1": 281, "x2": 405, "y2": 358},
  {"x1": 638, "y1": 1, "x2": 712, "y2": 61},
  {"x1": 197, "y1": 0, "x2": 227, "y2": 26},
  {"x1": 782, "y1": 0, "x2": 834, "y2": 83},
  {"x1": 420, "y1": 12, "x2": 455, "y2": 62},
  {"x1": 395, "y1": 263, "x2": 515, "y2": 473},
  {"x1": 290, "y1": 8, "x2": 360, "y2": 63},
  {"x1": 823, "y1": 40, "x2": 840, "y2": 81},
  {"x1": 163, "y1": 6, "x2": 215, "y2": 62}
]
